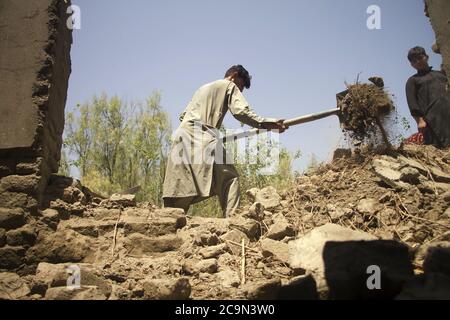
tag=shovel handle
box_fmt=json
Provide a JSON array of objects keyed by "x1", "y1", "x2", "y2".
[{"x1": 223, "y1": 107, "x2": 340, "y2": 142}]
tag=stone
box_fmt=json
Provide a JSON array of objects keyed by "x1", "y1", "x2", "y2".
[
  {"x1": 220, "y1": 229, "x2": 249, "y2": 256},
  {"x1": 143, "y1": 278, "x2": 191, "y2": 300},
  {"x1": 40, "y1": 209, "x2": 60, "y2": 229},
  {"x1": 122, "y1": 215, "x2": 184, "y2": 237},
  {"x1": 289, "y1": 224, "x2": 376, "y2": 272},
  {"x1": 108, "y1": 194, "x2": 136, "y2": 207},
  {"x1": 229, "y1": 217, "x2": 260, "y2": 239},
  {"x1": 124, "y1": 233, "x2": 182, "y2": 256},
  {"x1": 0, "y1": 246, "x2": 26, "y2": 269},
  {"x1": 255, "y1": 186, "x2": 281, "y2": 209},
  {"x1": 424, "y1": 209, "x2": 442, "y2": 221},
  {"x1": 0, "y1": 272, "x2": 30, "y2": 299},
  {"x1": 245, "y1": 188, "x2": 260, "y2": 202},
  {"x1": 260, "y1": 238, "x2": 290, "y2": 264},
  {"x1": 35, "y1": 263, "x2": 112, "y2": 298},
  {"x1": 321, "y1": 240, "x2": 414, "y2": 299},
  {"x1": 90, "y1": 208, "x2": 121, "y2": 221},
  {"x1": 266, "y1": 216, "x2": 295, "y2": 240},
  {"x1": 423, "y1": 244, "x2": 450, "y2": 276},
  {"x1": 399, "y1": 167, "x2": 421, "y2": 185},
  {"x1": 357, "y1": 198, "x2": 381, "y2": 215},
  {"x1": 248, "y1": 202, "x2": 265, "y2": 220},
  {"x1": 399, "y1": 156, "x2": 450, "y2": 183},
  {"x1": 244, "y1": 278, "x2": 281, "y2": 300},
  {"x1": 442, "y1": 192, "x2": 450, "y2": 203},
  {"x1": 215, "y1": 269, "x2": 240, "y2": 288},
  {"x1": 333, "y1": 148, "x2": 352, "y2": 161},
  {"x1": 0, "y1": 208, "x2": 26, "y2": 230},
  {"x1": 372, "y1": 159, "x2": 410, "y2": 190},
  {"x1": 44, "y1": 286, "x2": 107, "y2": 300},
  {"x1": 277, "y1": 274, "x2": 319, "y2": 300},
  {"x1": 198, "y1": 244, "x2": 227, "y2": 259},
  {"x1": 183, "y1": 259, "x2": 218, "y2": 275},
  {"x1": 0, "y1": 192, "x2": 38, "y2": 212},
  {"x1": 0, "y1": 229, "x2": 5, "y2": 247},
  {"x1": 26, "y1": 229, "x2": 94, "y2": 264},
  {"x1": 443, "y1": 207, "x2": 450, "y2": 219},
  {"x1": 6, "y1": 225, "x2": 37, "y2": 247},
  {"x1": 0, "y1": 175, "x2": 39, "y2": 195},
  {"x1": 396, "y1": 273, "x2": 450, "y2": 300},
  {"x1": 59, "y1": 219, "x2": 116, "y2": 238}
]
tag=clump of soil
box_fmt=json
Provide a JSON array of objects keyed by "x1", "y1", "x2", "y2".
[{"x1": 339, "y1": 79, "x2": 394, "y2": 144}]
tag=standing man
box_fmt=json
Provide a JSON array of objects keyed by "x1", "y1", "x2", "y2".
[
  {"x1": 405, "y1": 46, "x2": 450, "y2": 147},
  {"x1": 163, "y1": 65, "x2": 286, "y2": 217}
]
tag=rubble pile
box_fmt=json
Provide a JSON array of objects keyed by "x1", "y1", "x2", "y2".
[{"x1": 1, "y1": 144, "x2": 450, "y2": 300}]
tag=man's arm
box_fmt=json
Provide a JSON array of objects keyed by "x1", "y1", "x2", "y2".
[
  {"x1": 406, "y1": 77, "x2": 427, "y2": 131},
  {"x1": 226, "y1": 83, "x2": 285, "y2": 131}
]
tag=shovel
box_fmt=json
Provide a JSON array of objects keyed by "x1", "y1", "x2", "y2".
[{"x1": 223, "y1": 89, "x2": 391, "y2": 148}]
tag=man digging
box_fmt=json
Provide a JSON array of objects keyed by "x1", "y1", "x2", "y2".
[{"x1": 162, "y1": 65, "x2": 287, "y2": 217}]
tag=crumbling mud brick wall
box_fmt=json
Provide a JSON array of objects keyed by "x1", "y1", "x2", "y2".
[
  {"x1": 0, "y1": 0, "x2": 72, "y2": 271},
  {"x1": 426, "y1": 0, "x2": 450, "y2": 84}
]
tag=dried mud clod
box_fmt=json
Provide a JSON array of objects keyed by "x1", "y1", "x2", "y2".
[{"x1": 339, "y1": 80, "x2": 394, "y2": 145}]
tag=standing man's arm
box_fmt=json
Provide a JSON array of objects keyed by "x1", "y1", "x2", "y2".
[
  {"x1": 226, "y1": 83, "x2": 285, "y2": 131},
  {"x1": 406, "y1": 77, "x2": 427, "y2": 131}
]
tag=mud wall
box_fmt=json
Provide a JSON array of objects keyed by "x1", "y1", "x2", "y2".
[
  {"x1": 426, "y1": 0, "x2": 450, "y2": 84},
  {"x1": 0, "y1": 0, "x2": 73, "y2": 208}
]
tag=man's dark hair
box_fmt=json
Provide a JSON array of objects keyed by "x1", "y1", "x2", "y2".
[
  {"x1": 224, "y1": 65, "x2": 252, "y2": 89},
  {"x1": 407, "y1": 46, "x2": 427, "y2": 62}
]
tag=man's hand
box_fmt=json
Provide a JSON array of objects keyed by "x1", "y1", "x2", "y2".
[
  {"x1": 261, "y1": 119, "x2": 288, "y2": 133},
  {"x1": 417, "y1": 117, "x2": 427, "y2": 133}
]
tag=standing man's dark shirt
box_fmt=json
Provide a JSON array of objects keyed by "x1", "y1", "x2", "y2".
[{"x1": 406, "y1": 67, "x2": 450, "y2": 147}]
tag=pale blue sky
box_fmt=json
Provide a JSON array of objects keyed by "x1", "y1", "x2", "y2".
[{"x1": 66, "y1": 0, "x2": 441, "y2": 172}]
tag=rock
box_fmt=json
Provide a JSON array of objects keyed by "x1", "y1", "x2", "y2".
[
  {"x1": 198, "y1": 244, "x2": 227, "y2": 259},
  {"x1": 245, "y1": 188, "x2": 260, "y2": 202},
  {"x1": 0, "y1": 229, "x2": 5, "y2": 247},
  {"x1": 289, "y1": 224, "x2": 376, "y2": 272},
  {"x1": 0, "y1": 208, "x2": 26, "y2": 230},
  {"x1": 124, "y1": 233, "x2": 182, "y2": 256},
  {"x1": 255, "y1": 186, "x2": 281, "y2": 209},
  {"x1": 216, "y1": 269, "x2": 240, "y2": 288},
  {"x1": 277, "y1": 274, "x2": 319, "y2": 300},
  {"x1": 244, "y1": 278, "x2": 281, "y2": 300},
  {"x1": 399, "y1": 167, "x2": 421, "y2": 185},
  {"x1": 260, "y1": 238, "x2": 290, "y2": 264},
  {"x1": 26, "y1": 229, "x2": 94, "y2": 264},
  {"x1": 422, "y1": 244, "x2": 450, "y2": 276},
  {"x1": 398, "y1": 156, "x2": 450, "y2": 183},
  {"x1": 321, "y1": 240, "x2": 414, "y2": 299},
  {"x1": 443, "y1": 207, "x2": 450, "y2": 219},
  {"x1": 220, "y1": 229, "x2": 249, "y2": 255},
  {"x1": 229, "y1": 217, "x2": 260, "y2": 239},
  {"x1": 122, "y1": 215, "x2": 185, "y2": 237},
  {"x1": 0, "y1": 272, "x2": 30, "y2": 299},
  {"x1": 35, "y1": 263, "x2": 112, "y2": 298},
  {"x1": 424, "y1": 209, "x2": 442, "y2": 221},
  {"x1": 40, "y1": 209, "x2": 60, "y2": 229},
  {"x1": 372, "y1": 159, "x2": 410, "y2": 190},
  {"x1": 183, "y1": 259, "x2": 218, "y2": 275},
  {"x1": 266, "y1": 216, "x2": 295, "y2": 240},
  {"x1": 143, "y1": 278, "x2": 191, "y2": 300},
  {"x1": 396, "y1": 273, "x2": 450, "y2": 300},
  {"x1": 6, "y1": 225, "x2": 37, "y2": 247},
  {"x1": 44, "y1": 286, "x2": 107, "y2": 300},
  {"x1": 0, "y1": 174, "x2": 39, "y2": 195},
  {"x1": 333, "y1": 148, "x2": 352, "y2": 161},
  {"x1": 108, "y1": 194, "x2": 136, "y2": 207},
  {"x1": 442, "y1": 192, "x2": 450, "y2": 203},
  {"x1": 248, "y1": 202, "x2": 265, "y2": 220},
  {"x1": 194, "y1": 232, "x2": 220, "y2": 246},
  {"x1": 0, "y1": 192, "x2": 38, "y2": 213},
  {"x1": 90, "y1": 208, "x2": 121, "y2": 221},
  {"x1": 59, "y1": 219, "x2": 116, "y2": 238},
  {"x1": 357, "y1": 198, "x2": 381, "y2": 215},
  {"x1": 0, "y1": 246, "x2": 26, "y2": 269}
]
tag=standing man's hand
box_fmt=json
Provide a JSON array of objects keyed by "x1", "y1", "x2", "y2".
[
  {"x1": 261, "y1": 119, "x2": 288, "y2": 133},
  {"x1": 417, "y1": 117, "x2": 427, "y2": 133}
]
